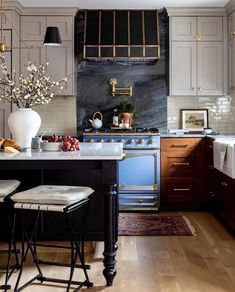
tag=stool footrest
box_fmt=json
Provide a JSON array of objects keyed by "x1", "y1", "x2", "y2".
[
  {"x1": 17, "y1": 274, "x2": 42, "y2": 292},
  {"x1": 34, "y1": 259, "x2": 91, "y2": 270},
  {"x1": 37, "y1": 276, "x2": 93, "y2": 288},
  {"x1": 0, "y1": 284, "x2": 11, "y2": 290},
  {"x1": 0, "y1": 249, "x2": 20, "y2": 254}
]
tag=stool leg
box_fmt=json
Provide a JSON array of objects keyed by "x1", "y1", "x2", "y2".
[
  {"x1": 64, "y1": 202, "x2": 93, "y2": 291},
  {"x1": 14, "y1": 211, "x2": 43, "y2": 292}
]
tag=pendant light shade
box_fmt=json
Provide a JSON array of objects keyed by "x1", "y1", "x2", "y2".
[{"x1": 43, "y1": 27, "x2": 62, "y2": 46}]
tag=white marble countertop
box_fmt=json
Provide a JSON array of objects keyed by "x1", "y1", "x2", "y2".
[{"x1": 0, "y1": 143, "x2": 123, "y2": 160}]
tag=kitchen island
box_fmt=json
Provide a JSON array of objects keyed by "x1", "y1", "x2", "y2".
[{"x1": 0, "y1": 144, "x2": 123, "y2": 287}]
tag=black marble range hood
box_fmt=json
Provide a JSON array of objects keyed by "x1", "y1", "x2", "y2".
[{"x1": 75, "y1": 8, "x2": 169, "y2": 133}]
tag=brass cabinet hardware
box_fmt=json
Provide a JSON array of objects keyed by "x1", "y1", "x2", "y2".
[
  {"x1": 230, "y1": 31, "x2": 235, "y2": 36},
  {"x1": 171, "y1": 144, "x2": 188, "y2": 148},
  {"x1": 195, "y1": 34, "x2": 201, "y2": 41},
  {"x1": 173, "y1": 188, "x2": 190, "y2": 191},
  {"x1": 110, "y1": 78, "x2": 132, "y2": 96},
  {"x1": 192, "y1": 87, "x2": 197, "y2": 91},
  {"x1": 198, "y1": 87, "x2": 203, "y2": 91},
  {"x1": 221, "y1": 181, "x2": 228, "y2": 187}
]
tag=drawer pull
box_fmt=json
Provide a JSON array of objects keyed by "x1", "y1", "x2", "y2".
[
  {"x1": 221, "y1": 181, "x2": 228, "y2": 187},
  {"x1": 173, "y1": 188, "x2": 190, "y2": 191},
  {"x1": 171, "y1": 144, "x2": 188, "y2": 148},
  {"x1": 173, "y1": 162, "x2": 190, "y2": 166}
]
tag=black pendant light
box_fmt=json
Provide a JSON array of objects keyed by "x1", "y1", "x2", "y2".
[{"x1": 43, "y1": 27, "x2": 62, "y2": 46}]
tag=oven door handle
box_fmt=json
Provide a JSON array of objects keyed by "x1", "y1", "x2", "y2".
[{"x1": 124, "y1": 152, "x2": 158, "y2": 158}]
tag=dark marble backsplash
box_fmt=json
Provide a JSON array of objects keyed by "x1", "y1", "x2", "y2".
[{"x1": 75, "y1": 9, "x2": 169, "y2": 133}]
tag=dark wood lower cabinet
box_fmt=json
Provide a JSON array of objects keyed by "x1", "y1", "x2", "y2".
[
  {"x1": 214, "y1": 169, "x2": 235, "y2": 231},
  {"x1": 160, "y1": 137, "x2": 207, "y2": 210}
]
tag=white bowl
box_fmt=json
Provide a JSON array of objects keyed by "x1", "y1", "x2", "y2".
[{"x1": 40, "y1": 141, "x2": 63, "y2": 151}]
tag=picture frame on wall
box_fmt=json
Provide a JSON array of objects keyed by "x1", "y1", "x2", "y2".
[{"x1": 180, "y1": 109, "x2": 208, "y2": 131}]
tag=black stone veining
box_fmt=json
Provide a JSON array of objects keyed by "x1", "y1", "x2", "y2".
[{"x1": 75, "y1": 9, "x2": 169, "y2": 133}]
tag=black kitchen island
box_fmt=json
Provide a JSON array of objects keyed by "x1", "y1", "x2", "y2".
[{"x1": 0, "y1": 147, "x2": 122, "y2": 286}]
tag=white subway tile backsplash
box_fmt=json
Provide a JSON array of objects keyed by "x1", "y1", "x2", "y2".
[
  {"x1": 167, "y1": 95, "x2": 235, "y2": 133},
  {"x1": 35, "y1": 95, "x2": 77, "y2": 135}
]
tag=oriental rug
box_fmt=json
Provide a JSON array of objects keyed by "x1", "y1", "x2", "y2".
[{"x1": 118, "y1": 214, "x2": 196, "y2": 236}]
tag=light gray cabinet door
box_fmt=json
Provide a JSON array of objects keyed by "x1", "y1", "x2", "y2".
[
  {"x1": 197, "y1": 17, "x2": 223, "y2": 41},
  {"x1": 171, "y1": 42, "x2": 197, "y2": 95},
  {"x1": 0, "y1": 31, "x2": 12, "y2": 138},
  {"x1": 228, "y1": 11, "x2": 235, "y2": 40},
  {"x1": 46, "y1": 41, "x2": 74, "y2": 96},
  {"x1": 171, "y1": 17, "x2": 197, "y2": 41},
  {"x1": 228, "y1": 37, "x2": 235, "y2": 94},
  {"x1": 197, "y1": 42, "x2": 223, "y2": 95}
]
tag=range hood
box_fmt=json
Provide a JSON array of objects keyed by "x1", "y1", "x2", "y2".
[{"x1": 83, "y1": 10, "x2": 160, "y2": 61}]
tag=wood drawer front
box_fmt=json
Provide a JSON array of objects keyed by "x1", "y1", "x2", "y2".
[
  {"x1": 165, "y1": 156, "x2": 195, "y2": 176},
  {"x1": 163, "y1": 178, "x2": 199, "y2": 202},
  {"x1": 161, "y1": 138, "x2": 204, "y2": 151}
]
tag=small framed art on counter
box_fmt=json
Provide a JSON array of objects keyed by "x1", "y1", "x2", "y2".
[{"x1": 180, "y1": 109, "x2": 208, "y2": 131}]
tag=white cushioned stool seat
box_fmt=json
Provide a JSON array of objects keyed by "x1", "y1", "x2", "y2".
[
  {"x1": 0, "y1": 180, "x2": 21, "y2": 198},
  {"x1": 12, "y1": 185, "x2": 94, "y2": 205}
]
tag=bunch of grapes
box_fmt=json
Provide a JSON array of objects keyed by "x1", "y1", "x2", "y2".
[
  {"x1": 48, "y1": 134, "x2": 63, "y2": 142},
  {"x1": 62, "y1": 136, "x2": 80, "y2": 151}
]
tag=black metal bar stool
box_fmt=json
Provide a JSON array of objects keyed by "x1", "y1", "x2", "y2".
[
  {"x1": 10, "y1": 185, "x2": 94, "y2": 292},
  {"x1": 0, "y1": 180, "x2": 21, "y2": 291}
]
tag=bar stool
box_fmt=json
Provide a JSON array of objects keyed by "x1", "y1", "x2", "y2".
[
  {"x1": 11, "y1": 185, "x2": 94, "y2": 292},
  {"x1": 0, "y1": 180, "x2": 21, "y2": 291}
]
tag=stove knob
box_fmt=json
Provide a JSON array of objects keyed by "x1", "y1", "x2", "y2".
[
  {"x1": 148, "y1": 139, "x2": 155, "y2": 145},
  {"x1": 118, "y1": 139, "x2": 124, "y2": 143},
  {"x1": 98, "y1": 139, "x2": 104, "y2": 143},
  {"x1": 138, "y1": 139, "x2": 144, "y2": 145},
  {"x1": 128, "y1": 139, "x2": 135, "y2": 144},
  {"x1": 88, "y1": 139, "x2": 94, "y2": 143},
  {"x1": 109, "y1": 138, "x2": 114, "y2": 143}
]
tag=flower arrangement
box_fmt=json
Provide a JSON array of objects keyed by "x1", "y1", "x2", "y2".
[{"x1": 0, "y1": 55, "x2": 68, "y2": 108}]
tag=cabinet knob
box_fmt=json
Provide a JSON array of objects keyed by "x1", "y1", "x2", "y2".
[
  {"x1": 198, "y1": 87, "x2": 203, "y2": 91},
  {"x1": 195, "y1": 34, "x2": 201, "y2": 41},
  {"x1": 230, "y1": 31, "x2": 235, "y2": 36},
  {"x1": 192, "y1": 87, "x2": 197, "y2": 91},
  {"x1": 128, "y1": 139, "x2": 135, "y2": 144},
  {"x1": 138, "y1": 139, "x2": 144, "y2": 145}
]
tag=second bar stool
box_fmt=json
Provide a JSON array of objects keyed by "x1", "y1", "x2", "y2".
[{"x1": 10, "y1": 184, "x2": 94, "y2": 292}]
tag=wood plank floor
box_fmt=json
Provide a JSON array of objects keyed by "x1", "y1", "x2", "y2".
[{"x1": 1, "y1": 211, "x2": 235, "y2": 291}]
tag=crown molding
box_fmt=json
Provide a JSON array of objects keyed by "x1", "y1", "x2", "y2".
[
  {"x1": 5, "y1": 0, "x2": 78, "y2": 16},
  {"x1": 166, "y1": 7, "x2": 226, "y2": 16},
  {"x1": 225, "y1": 0, "x2": 235, "y2": 14}
]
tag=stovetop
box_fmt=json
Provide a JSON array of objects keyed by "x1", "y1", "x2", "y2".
[{"x1": 83, "y1": 127, "x2": 159, "y2": 136}]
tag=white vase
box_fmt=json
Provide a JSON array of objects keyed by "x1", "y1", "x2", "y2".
[{"x1": 8, "y1": 108, "x2": 41, "y2": 149}]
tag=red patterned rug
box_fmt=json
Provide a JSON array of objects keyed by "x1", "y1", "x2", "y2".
[{"x1": 118, "y1": 215, "x2": 196, "y2": 236}]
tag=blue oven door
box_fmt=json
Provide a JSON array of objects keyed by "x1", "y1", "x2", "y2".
[{"x1": 119, "y1": 149, "x2": 160, "y2": 211}]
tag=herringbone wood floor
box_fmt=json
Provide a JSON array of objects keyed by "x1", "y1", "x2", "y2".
[{"x1": 1, "y1": 211, "x2": 235, "y2": 291}]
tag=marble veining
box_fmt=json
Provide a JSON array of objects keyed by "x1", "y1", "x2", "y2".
[{"x1": 75, "y1": 9, "x2": 169, "y2": 133}]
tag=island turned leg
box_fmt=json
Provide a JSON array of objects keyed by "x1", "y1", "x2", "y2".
[{"x1": 103, "y1": 184, "x2": 118, "y2": 286}]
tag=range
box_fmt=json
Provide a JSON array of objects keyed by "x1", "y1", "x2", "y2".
[{"x1": 83, "y1": 128, "x2": 160, "y2": 211}]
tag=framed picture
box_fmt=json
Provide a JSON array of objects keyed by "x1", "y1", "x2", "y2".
[{"x1": 180, "y1": 109, "x2": 208, "y2": 131}]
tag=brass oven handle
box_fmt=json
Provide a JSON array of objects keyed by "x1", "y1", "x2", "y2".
[
  {"x1": 171, "y1": 144, "x2": 188, "y2": 148},
  {"x1": 173, "y1": 188, "x2": 190, "y2": 191},
  {"x1": 173, "y1": 162, "x2": 190, "y2": 166}
]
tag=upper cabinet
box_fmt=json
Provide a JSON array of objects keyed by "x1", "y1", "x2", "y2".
[
  {"x1": 170, "y1": 16, "x2": 224, "y2": 96},
  {"x1": 228, "y1": 10, "x2": 235, "y2": 95},
  {"x1": 172, "y1": 17, "x2": 223, "y2": 41},
  {"x1": 20, "y1": 15, "x2": 75, "y2": 95}
]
